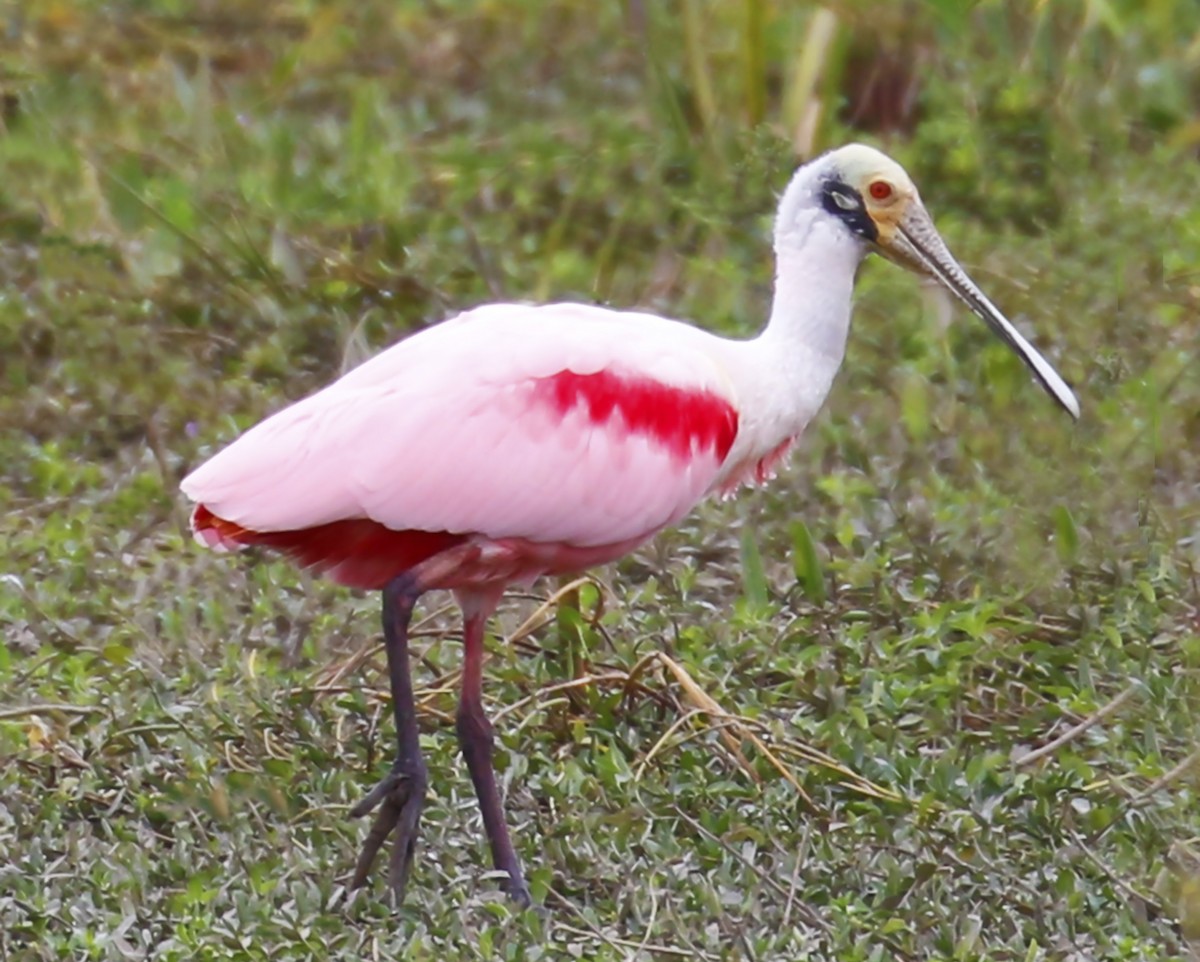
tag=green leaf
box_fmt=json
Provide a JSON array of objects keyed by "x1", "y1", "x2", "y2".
[
  {"x1": 790, "y1": 520, "x2": 826, "y2": 605},
  {"x1": 900, "y1": 372, "x2": 930, "y2": 443},
  {"x1": 740, "y1": 526, "x2": 769, "y2": 609},
  {"x1": 1053, "y1": 504, "x2": 1080, "y2": 563}
]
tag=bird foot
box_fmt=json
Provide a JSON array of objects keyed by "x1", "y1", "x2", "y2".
[
  {"x1": 349, "y1": 764, "x2": 427, "y2": 901},
  {"x1": 506, "y1": 876, "x2": 533, "y2": 908}
]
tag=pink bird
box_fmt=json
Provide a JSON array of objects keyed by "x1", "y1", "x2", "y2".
[{"x1": 181, "y1": 145, "x2": 1078, "y2": 906}]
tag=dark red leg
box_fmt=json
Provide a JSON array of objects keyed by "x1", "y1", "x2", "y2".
[
  {"x1": 457, "y1": 608, "x2": 532, "y2": 905},
  {"x1": 349, "y1": 573, "x2": 427, "y2": 900}
]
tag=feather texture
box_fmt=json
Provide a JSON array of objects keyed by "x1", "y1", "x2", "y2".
[{"x1": 183, "y1": 304, "x2": 750, "y2": 588}]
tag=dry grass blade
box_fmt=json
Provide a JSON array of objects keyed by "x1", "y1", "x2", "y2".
[
  {"x1": 1136, "y1": 748, "x2": 1200, "y2": 800},
  {"x1": 1065, "y1": 828, "x2": 1163, "y2": 918},
  {"x1": 550, "y1": 914, "x2": 719, "y2": 961},
  {"x1": 0, "y1": 704, "x2": 104, "y2": 720},
  {"x1": 507, "y1": 575, "x2": 607, "y2": 647},
  {"x1": 680, "y1": 0, "x2": 717, "y2": 133},
  {"x1": 491, "y1": 671, "x2": 634, "y2": 723},
  {"x1": 1014, "y1": 683, "x2": 1143, "y2": 769},
  {"x1": 632, "y1": 652, "x2": 899, "y2": 807},
  {"x1": 653, "y1": 652, "x2": 762, "y2": 785},
  {"x1": 636, "y1": 707, "x2": 734, "y2": 778},
  {"x1": 309, "y1": 601, "x2": 456, "y2": 696},
  {"x1": 649, "y1": 653, "x2": 824, "y2": 808},
  {"x1": 765, "y1": 732, "x2": 903, "y2": 802},
  {"x1": 782, "y1": 7, "x2": 839, "y2": 156}
]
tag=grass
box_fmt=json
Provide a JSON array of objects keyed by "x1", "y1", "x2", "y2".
[{"x1": 2, "y1": 1, "x2": 1200, "y2": 959}]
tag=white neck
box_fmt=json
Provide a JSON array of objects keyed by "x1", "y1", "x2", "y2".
[
  {"x1": 760, "y1": 212, "x2": 864, "y2": 362},
  {"x1": 755, "y1": 200, "x2": 867, "y2": 425},
  {"x1": 713, "y1": 199, "x2": 868, "y2": 487}
]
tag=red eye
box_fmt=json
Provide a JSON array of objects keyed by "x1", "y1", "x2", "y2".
[{"x1": 869, "y1": 181, "x2": 893, "y2": 201}]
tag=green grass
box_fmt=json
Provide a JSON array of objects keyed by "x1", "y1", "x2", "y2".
[{"x1": 2, "y1": 1, "x2": 1200, "y2": 959}]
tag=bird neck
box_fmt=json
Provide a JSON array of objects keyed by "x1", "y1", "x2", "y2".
[
  {"x1": 761, "y1": 213, "x2": 865, "y2": 362},
  {"x1": 722, "y1": 213, "x2": 867, "y2": 469},
  {"x1": 707, "y1": 210, "x2": 868, "y2": 494}
]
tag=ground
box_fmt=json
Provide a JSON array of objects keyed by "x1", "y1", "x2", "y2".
[{"x1": 2, "y1": 2, "x2": 1199, "y2": 960}]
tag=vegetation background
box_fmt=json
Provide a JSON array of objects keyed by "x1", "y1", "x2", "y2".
[{"x1": 2, "y1": 0, "x2": 1199, "y2": 959}]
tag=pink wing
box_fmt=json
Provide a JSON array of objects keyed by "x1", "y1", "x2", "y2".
[{"x1": 182, "y1": 304, "x2": 740, "y2": 588}]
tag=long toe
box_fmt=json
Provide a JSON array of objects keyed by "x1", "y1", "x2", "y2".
[
  {"x1": 385, "y1": 788, "x2": 424, "y2": 900},
  {"x1": 349, "y1": 767, "x2": 410, "y2": 819},
  {"x1": 350, "y1": 768, "x2": 427, "y2": 894}
]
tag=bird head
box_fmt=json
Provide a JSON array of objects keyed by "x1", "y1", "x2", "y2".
[{"x1": 785, "y1": 144, "x2": 1079, "y2": 419}]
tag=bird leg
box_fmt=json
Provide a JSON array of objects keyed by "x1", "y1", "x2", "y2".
[
  {"x1": 349, "y1": 572, "x2": 427, "y2": 900},
  {"x1": 349, "y1": 544, "x2": 486, "y2": 899},
  {"x1": 457, "y1": 607, "x2": 532, "y2": 906}
]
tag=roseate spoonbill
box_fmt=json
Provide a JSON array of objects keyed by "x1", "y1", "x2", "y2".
[{"x1": 181, "y1": 144, "x2": 1079, "y2": 906}]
